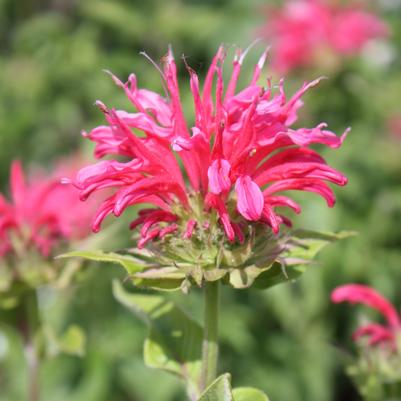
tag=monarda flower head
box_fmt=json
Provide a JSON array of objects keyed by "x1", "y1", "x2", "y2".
[
  {"x1": 0, "y1": 159, "x2": 97, "y2": 257},
  {"x1": 69, "y1": 46, "x2": 348, "y2": 291},
  {"x1": 0, "y1": 157, "x2": 99, "y2": 300},
  {"x1": 259, "y1": 0, "x2": 389, "y2": 74}
]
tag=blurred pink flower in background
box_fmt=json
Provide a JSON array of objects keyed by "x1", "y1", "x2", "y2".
[
  {"x1": 332, "y1": 284, "x2": 401, "y2": 348},
  {"x1": 70, "y1": 46, "x2": 348, "y2": 248},
  {"x1": 388, "y1": 114, "x2": 401, "y2": 140},
  {"x1": 0, "y1": 157, "x2": 97, "y2": 257},
  {"x1": 259, "y1": 0, "x2": 389, "y2": 73}
]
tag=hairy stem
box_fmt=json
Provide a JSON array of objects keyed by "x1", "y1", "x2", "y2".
[{"x1": 200, "y1": 280, "x2": 219, "y2": 391}]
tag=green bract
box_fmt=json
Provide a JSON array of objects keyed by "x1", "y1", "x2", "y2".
[
  {"x1": 0, "y1": 224, "x2": 116, "y2": 310},
  {"x1": 347, "y1": 337, "x2": 401, "y2": 401},
  {"x1": 60, "y1": 229, "x2": 352, "y2": 293}
]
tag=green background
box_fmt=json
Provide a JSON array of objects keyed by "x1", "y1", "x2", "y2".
[{"x1": 1, "y1": 0, "x2": 401, "y2": 400}]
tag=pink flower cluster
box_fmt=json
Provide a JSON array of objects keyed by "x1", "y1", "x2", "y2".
[
  {"x1": 260, "y1": 0, "x2": 389, "y2": 73},
  {"x1": 0, "y1": 158, "x2": 95, "y2": 257},
  {"x1": 71, "y1": 47, "x2": 347, "y2": 248},
  {"x1": 332, "y1": 284, "x2": 401, "y2": 348}
]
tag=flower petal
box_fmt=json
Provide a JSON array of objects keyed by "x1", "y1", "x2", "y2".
[
  {"x1": 331, "y1": 284, "x2": 401, "y2": 329},
  {"x1": 353, "y1": 323, "x2": 395, "y2": 346},
  {"x1": 235, "y1": 175, "x2": 264, "y2": 221},
  {"x1": 10, "y1": 161, "x2": 26, "y2": 206},
  {"x1": 208, "y1": 159, "x2": 231, "y2": 194}
]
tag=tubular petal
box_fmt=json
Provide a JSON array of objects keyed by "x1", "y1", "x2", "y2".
[
  {"x1": 208, "y1": 159, "x2": 232, "y2": 194},
  {"x1": 235, "y1": 176, "x2": 264, "y2": 221},
  {"x1": 332, "y1": 284, "x2": 401, "y2": 328}
]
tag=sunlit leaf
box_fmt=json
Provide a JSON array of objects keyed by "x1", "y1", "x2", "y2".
[
  {"x1": 112, "y1": 280, "x2": 203, "y2": 398},
  {"x1": 44, "y1": 324, "x2": 86, "y2": 357},
  {"x1": 132, "y1": 266, "x2": 186, "y2": 291},
  {"x1": 252, "y1": 230, "x2": 355, "y2": 290},
  {"x1": 57, "y1": 250, "x2": 144, "y2": 275},
  {"x1": 198, "y1": 373, "x2": 233, "y2": 401},
  {"x1": 232, "y1": 387, "x2": 270, "y2": 401},
  {"x1": 58, "y1": 325, "x2": 86, "y2": 357}
]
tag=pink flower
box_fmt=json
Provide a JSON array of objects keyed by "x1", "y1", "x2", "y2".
[
  {"x1": 260, "y1": 0, "x2": 389, "y2": 73},
  {"x1": 71, "y1": 46, "x2": 347, "y2": 248},
  {"x1": 388, "y1": 114, "x2": 401, "y2": 141},
  {"x1": 0, "y1": 157, "x2": 96, "y2": 257},
  {"x1": 331, "y1": 284, "x2": 401, "y2": 348}
]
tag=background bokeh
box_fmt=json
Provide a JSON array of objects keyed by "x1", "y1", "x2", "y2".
[{"x1": 1, "y1": 0, "x2": 401, "y2": 400}]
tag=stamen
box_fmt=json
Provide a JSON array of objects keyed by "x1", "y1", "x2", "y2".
[
  {"x1": 239, "y1": 38, "x2": 261, "y2": 65},
  {"x1": 139, "y1": 51, "x2": 170, "y2": 100}
]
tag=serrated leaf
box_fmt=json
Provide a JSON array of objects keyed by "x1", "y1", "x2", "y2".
[
  {"x1": 57, "y1": 250, "x2": 145, "y2": 275},
  {"x1": 232, "y1": 387, "x2": 270, "y2": 401},
  {"x1": 198, "y1": 373, "x2": 233, "y2": 401},
  {"x1": 112, "y1": 280, "x2": 203, "y2": 399}
]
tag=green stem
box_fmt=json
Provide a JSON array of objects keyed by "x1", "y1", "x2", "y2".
[
  {"x1": 200, "y1": 280, "x2": 219, "y2": 391},
  {"x1": 24, "y1": 290, "x2": 41, "y2": 401}
]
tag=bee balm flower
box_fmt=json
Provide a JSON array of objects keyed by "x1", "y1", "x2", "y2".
[
  {"x1": 71, "y1": 46, "x2": 347, "y2": 248},
  {"x1": 332, "y1": 284, "x2": 401, "y2": 348},
  {"x1": 0, "y1": 158, "x2": 96, "y2": 257},
  {"x1": 260, "y1": 0, "x2": 389, "y2": 73}
]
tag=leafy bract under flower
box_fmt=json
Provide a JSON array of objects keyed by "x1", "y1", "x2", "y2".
[
  {"x1": 70, "y1": 46, "x2": 347, "y2": 252},
  {"x1": 62, "y1": 230, "x2": 351, "y2": 292}
]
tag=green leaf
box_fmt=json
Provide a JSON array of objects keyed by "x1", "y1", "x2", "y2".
[
  {"x1": 253, "y1": 230, "x2": 354, "y2": 290},
  {"x1": 112, "y1": 280, "x2": 203, "y2": 398},
  {"x1": 197, "y1": 375, "x2": 271, "y2": 401},
  {"x1": 0, "y1": 263, "x2": 13, "y2": 293},
  {"x1": 58, "y1": 325, "x2": 86, "y2": 357},
  {"x1": 58, "y1": 250, "x2": 187, "y2": 291},
  {"x1": 229, "y1": 265, "x2": 270, "y2": 289},
  {"x1": 252, "y1": 262, "x2": 305, "y2": 290},
  {"x1": 57, "y1": 250, "x2": 145, "y2": 275},
  {"x1": 44, "y1": 324, "x2": 86, "y2": 357},
  {"x1": 132, "y1": 266, "x2": 186, "y2": 292},
  {"x1": 203, "y1": 268, "x2": 227, "y2": 283},
  {"x1": 198, "y1": 374, "x2": 233, "y2": 401},
  {"x1": 221, "y1": 237, "x2": 253, "y2": 267},
  {"x1": 285, "y1": 229, "x2": 355, "y2": 262},
  {"x1": 0, "y1": 295, "x2": 19, "y2": 310},
  {"x1": 232, "y1": 387, "x2": 270, "y2": 401}
]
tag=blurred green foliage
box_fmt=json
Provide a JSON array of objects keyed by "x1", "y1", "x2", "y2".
[{"x1": 1, "y1": 0, "x2": 401, "y2": 401}]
